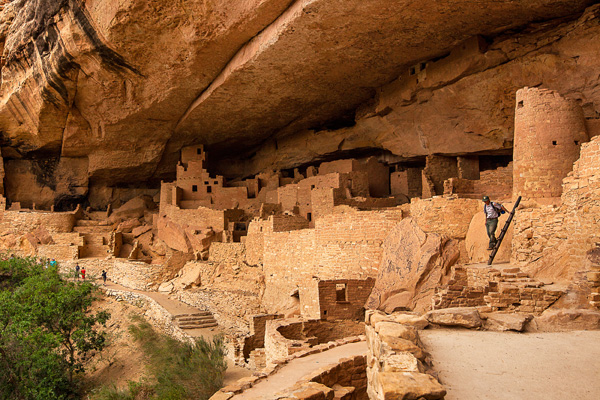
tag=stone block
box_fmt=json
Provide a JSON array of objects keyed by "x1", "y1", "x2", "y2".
[
  {"x1": 382, "y1": 352, "x2": 420, "y2": 372},
  {"x1": 381, "y1": 337, "x2": 425, "y2": 360},
  {"x1": 377, "y1": 372, "x2": 446, "y2": 400},
  {"x1": 484, "y1": 313, "x2": 531, "y2": 332},
  {"x1": 531, "y1": 309, "x2": 600, "y2": 331},
  {"x1": 375, "y1": 321, "x2": 419, "y2": 344},
  {"x1": 425, "y1": 307, "x2": 482, "y2": 328}
]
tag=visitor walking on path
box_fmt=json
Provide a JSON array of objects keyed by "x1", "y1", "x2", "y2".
[
  {"x1": 483, "y1": 195, "x2": 509, "y2": 250},
  {"x1": 81, "y1": 267, "x2": 86, "y2": 281},
  {"x1": 101, "y1": 270, "x2": 107, "y2": 285},
  {"x1": 75, "y1": 264, "x2": 80, "y2": 279}
]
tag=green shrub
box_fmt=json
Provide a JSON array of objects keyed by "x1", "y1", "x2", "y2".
[
  {"x1": 0, "y1": 256, "x2": 110, "y2": 399},
  {"x1": 95, "y1": 317, "x2": 227, "y2": 400}
]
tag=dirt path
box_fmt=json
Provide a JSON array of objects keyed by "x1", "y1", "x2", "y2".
[
  {"x1": 420, "y1": 330, "x2": 600, "y2": 400},
  {"x1": 98, "y1": 279, "x2": 251, "y2": 385},
  {"x1": 232, "y1": 341, "x2": 367, "y2": 400}
]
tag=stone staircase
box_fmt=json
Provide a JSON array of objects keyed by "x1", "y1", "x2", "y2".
[
  {"x1": 74, "y1": 219, "x2": 112, "y2": 258},
  {"x1": 173, "y1": 311, "x2": 218, "y2": 329},
  {"x1": 433, "y1": 263, "x2": 563, "y2": 314}
]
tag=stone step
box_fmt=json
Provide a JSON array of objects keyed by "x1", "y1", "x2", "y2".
[
  {"x1": 176, "y1": 315, "x2": 216, "y2": 323},
  {"x1": 172, "y1": 312, "x2": 213, "y2": 318},
  {"x1": 178, "y1": 322, "x2": 218, "y2": 329}
]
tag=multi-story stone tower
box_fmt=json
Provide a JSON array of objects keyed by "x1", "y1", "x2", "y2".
[{"x1": 513, "y1": 87, "x2": 589, "y2": 203}]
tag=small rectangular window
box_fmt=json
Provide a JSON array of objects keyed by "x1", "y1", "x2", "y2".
[
  {"x1": 207, "y1": 186, "x2": 212, "y2": 193},
  {"x1": 192, "y1": 185, "x2": 198, "y2": 192},
  {"x1": 336, "y1": 283, "x2": 347, "y2": 302},
  {"x1": 307, "y1": 213, "x2": 312, "y2": 222},
  {"x1": 197, "y1": 148, "x2": 202, "y2": 154},
  {"x1": 204, "y1": 181, "x2": 209, "y2": 185}
]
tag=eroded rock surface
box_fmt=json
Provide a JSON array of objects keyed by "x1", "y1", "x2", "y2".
[
  {"x1": 367, "y1": 218, "x2": 460, "y2": 313},
  {"x1": 0, "y1": 1, "x2": 599, "y2": 206}
]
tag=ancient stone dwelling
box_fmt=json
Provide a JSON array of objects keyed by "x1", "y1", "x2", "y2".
[{"x1": 1, "y1": 0, "x2": 600, "y2": 399}]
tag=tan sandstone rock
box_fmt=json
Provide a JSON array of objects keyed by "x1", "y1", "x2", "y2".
[
  {"x1": 382, "y1": 352, "x2": 420, "y2": 373},
  {"x1": 376, "y1": 372, "x2": 446, "y2": 400},
  {"x1": 425, "y1": 307, "x2": 483, "y2": 328},
  {"x1": 367, "y1": 218, "x2": 460, "y2": 313},
  {"x1": 370, "y1": 312, "x2": 429, "y2": 330},
  {"x1": 484, "y1": 313, "x2": 531, "y2": 332},
  {"x1": 529, "y1": 309, "x2": 600, "y2": 332},
  {"x1": 465, "y1": 203, "x2": 514, "y2": 264}
]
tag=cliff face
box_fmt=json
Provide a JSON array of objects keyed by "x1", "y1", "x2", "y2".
[{"x1": 0, "y1": 0, "x2": 598, "y2": 207}]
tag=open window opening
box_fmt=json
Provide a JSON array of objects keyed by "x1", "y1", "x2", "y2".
[{"x1": 336, "y1": 283, "x2": 347, "y2": 302}]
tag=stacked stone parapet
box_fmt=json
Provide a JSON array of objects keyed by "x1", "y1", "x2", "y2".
[
  {"x1": 365, "y1": 310, "x2": 446, "y2": 400},
  {"x1": 210, "y1": 335, "x2": 366, "y2": 400}
]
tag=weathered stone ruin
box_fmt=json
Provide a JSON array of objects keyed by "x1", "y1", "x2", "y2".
[{"x1": 1, "y1": 0, "x2": 600, "y2": 398}]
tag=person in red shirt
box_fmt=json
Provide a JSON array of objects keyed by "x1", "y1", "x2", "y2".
[{"x1": 81, "y1": 267, "x2": 86, "y2": 280}]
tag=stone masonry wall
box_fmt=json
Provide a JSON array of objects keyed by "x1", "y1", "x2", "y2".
[
  {"x1": 513, "y1": 87, "x2": 589, "y2": 202},
  {"x1": 61, "y1": 258, "x2": 170, "y2": 291},
  {"x1": 391, "y1": 167, "x2": 422, "y2": 198},
  {"x1": 209, "y1": 242, "x2": 246, "y2": 263},
  {"x1": 513, "y1": 134, "x2": 600, "y2": 284},
  {"x1": 365, "y1": 310, "x2": 445, "y2": 400},
  {"x1": 422, "y1": 155, "x2": 458, "y2": 197},
  {"x1": 317, "y1": 278, "x2": 375, "y2": 320},
  {"x1": 0, "y1": 210, "x2": 76, "y2": 233},
  {"x1": 457, "y1": 156, "x2": 480, "y2": 180},
  {"x1": 444, "y1": 163, "x2": 513, "y2": 200},
  {"x1": 262, "y1": 208, "x2": 403, "y2": 314}
]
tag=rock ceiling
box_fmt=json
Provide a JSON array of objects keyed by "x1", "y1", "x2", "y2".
[{"x1": 0, "y1": 0, "x2": 598, "y2": 186}]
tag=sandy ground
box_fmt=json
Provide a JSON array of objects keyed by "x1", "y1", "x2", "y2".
[
  {"x1": 232, "y1": 341, "x2": 368, "y2": 400},
  {"x1": 420, "y1": 329, "x2": 600, "y2": 400},
  {"x1": 85, "y1": 296, "x2": 147, "y2": 391}
]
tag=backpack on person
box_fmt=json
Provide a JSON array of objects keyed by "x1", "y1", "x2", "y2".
[{"x1": 484, "y1": 202, "x2": 505, "y2": 215}]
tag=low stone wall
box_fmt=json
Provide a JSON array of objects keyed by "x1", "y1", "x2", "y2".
[
  {"x1": 365, "y1": 310, "x2": 446, "y2": 400},
  {"x1": 60, "y1": 258, "x2": 170, "y2": 291},
  {"x1": 37, "y1": 244, "x2": 79, "y2": 260},
  {"x1": 264, "y1": 318, "x2": 365, "y2": 365},
  {"x1": 103, "y1": 287, "x2": 193, "y2": 343},
  {"x1": 0, "y1": 210, "x2": 77, "y2": 234},
  {"x1": 210, "y1": 335, "x2": 366, "y2": 400}
]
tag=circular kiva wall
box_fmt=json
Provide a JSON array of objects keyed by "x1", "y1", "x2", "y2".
[{"x1": 513, "y1": 87, "x2": 589, "y2": 202}]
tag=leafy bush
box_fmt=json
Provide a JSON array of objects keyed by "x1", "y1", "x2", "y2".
[{"x1": 0, "y1": 256, "x2": 110, "y2": 399}]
